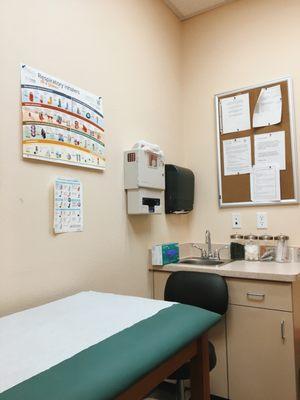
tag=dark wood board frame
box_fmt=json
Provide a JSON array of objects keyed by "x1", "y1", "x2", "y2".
[
  {"x1": 116, "y1": 334, "x2": 210, "y2": 400},
  {"x1": 215, "y1": 78, "x2": 298, "y2": 207}
]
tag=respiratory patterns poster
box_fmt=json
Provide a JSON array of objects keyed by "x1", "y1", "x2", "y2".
[{"x1": 21, "y1": 65, "x2": 105, "y2": 170}]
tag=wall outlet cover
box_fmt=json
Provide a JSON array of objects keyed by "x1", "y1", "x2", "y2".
[
  {"x1": 256, "y1": 212, "x2": 268, "y2": 229},
  {"x1": 232, "y1": 213, "x2": 241, "y2": 229}
]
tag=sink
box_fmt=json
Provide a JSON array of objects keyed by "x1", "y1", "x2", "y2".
[{"x1": 178, "y1": 257, "x2": 229, "y2": 266}]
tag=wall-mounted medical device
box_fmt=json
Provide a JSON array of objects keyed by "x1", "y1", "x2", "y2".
[
  {"x1": 165, "y1": 164, "x2": 194, "y2": 214},
  {"x1": 126, "y1": 188, "x2": 163, "y2": 214},
  {"x1": 124, "y1": 142, "x2": 165, "y2": 215}
]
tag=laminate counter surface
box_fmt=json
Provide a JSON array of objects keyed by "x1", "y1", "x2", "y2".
[{"x1": 151, "y1": 260, "x2": 300, "y2": 282}]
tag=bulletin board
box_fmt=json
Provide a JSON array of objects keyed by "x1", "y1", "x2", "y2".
[{"x1": 215, "y1": 78, "x2": 298, "y2": 207}]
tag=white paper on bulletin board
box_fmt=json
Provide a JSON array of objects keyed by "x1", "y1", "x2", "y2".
[
  {"x1": 253, "y1": 85, "x2": 282, "y2": 128},
  {"x1": 220, "y1": 93, "x2": 251, "y2": 134},
  {"x1": 54, "y1": 177, "x2": 83, "y2": 234},
  {"x1": 21, "y1": 64, "x2": 105, "y2": 170},
  {"x1": 250, "y1": 165, "x2": 280, "y2": 203},
  {"x1": 223, "y1": 136, "x2": 252, "y2": 176},
  {"x1": 254, "y1": 131, "x2": 286, "y2": 170}
]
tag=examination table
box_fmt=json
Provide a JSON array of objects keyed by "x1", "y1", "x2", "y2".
[{"x1": 0, "y1": 291, "x2": 220, "y2": 400}]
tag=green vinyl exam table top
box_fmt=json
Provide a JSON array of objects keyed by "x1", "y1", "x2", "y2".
[{"x1": 0, "y1": 291, "x2": 220, "y2": 400}]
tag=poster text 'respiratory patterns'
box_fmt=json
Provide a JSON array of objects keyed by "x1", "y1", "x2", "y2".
[{"x1": 21, "y1": 65, "x2": 105, "y2": 170}]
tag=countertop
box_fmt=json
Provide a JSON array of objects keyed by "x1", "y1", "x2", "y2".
[{"x1": 151, "y1": 260, "x2": 300, "y2": 282}]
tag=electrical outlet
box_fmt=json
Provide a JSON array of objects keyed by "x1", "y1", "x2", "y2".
[
  {"x1": 232, "y1": 213, "x2": 241, "y2": 229},
  {"x1": 256, "y1": 212, "x2": 268, "y2": 229}
]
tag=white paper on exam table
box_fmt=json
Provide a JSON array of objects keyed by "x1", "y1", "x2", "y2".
[
  {"x1": 253, "y1": 85, "x2": 282, "y2": 128},
  {"x1": 254, "y1": 131, "x2": 286, "y2": 170},
  {"x1": 220, "y1": 93, "x2": 251, "y2": 134},
  {"x1": 223, "y1": 136, "x2": 252, "y2": 176},
  {"x1": 250, "y1": 164, "x2": 280, "y2": 203}
]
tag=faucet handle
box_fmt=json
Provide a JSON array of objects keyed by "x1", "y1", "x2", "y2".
[
  {"x1": 192, "y1": 243, "x2": 202, "y2": 251},
  {"x1": 213, "y1": 249, "x2": 219, "y2": 259},
  {"x1": 192, "y1": 244, "x2": 207, "y2": 258},
  {"x1": 216, "y1": 244, "x2": 230, "y2": 260}
]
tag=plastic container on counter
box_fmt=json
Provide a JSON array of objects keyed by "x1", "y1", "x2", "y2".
[
  {"x1": 274, "y1": 235, "x2": 290, "y2": 263},
  {"x1": 230, "y1": 234, "x2": 245, "y2": 260},
  {"x1": 244, "y1": 234, "x2": 259, "y2": 261},
  {"x1": 258, "y1": 235, "x2": 274, "y2": 261}
]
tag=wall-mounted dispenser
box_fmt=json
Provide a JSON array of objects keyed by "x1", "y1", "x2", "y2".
[
  {"x1": 165, "y1": 164, "x2": 194, "y2": 214},
  {"x1": 124, "y1": 142, "x2": 165, "y2": 214}
]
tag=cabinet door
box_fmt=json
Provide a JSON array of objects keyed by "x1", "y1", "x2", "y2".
[{"x1": 227, "y1": 305, "x2": 297, "y2": 400}]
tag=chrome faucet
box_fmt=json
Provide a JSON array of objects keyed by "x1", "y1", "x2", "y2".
[
  {"x1": 205, "y1": 230, "x2": 213, "y2": 258},
  {"x1": 192, "y1": 230, "x2": 230, "y2": 261},
  {"x1": 192, "y1": 230, "x2": 213, "y2": 259}
]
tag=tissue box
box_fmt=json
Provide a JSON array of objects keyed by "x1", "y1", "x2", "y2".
[{"x1": 152, "y1": 243, "x2": 179, "y2": 266}]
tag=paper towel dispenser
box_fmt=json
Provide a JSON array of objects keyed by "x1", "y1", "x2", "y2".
[{"x1": 165, "y1": 164, "x2": 194, "y2": 214}]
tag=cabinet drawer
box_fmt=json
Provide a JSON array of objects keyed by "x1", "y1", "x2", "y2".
[{"x1": 226, "y1": 278, "x2": 292, "y2": 311}]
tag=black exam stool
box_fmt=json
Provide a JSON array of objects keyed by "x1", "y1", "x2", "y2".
[{"x1": 164, "y1": 271, "x2": 228, "y2": 400}]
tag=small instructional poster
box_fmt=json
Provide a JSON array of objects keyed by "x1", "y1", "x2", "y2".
[
  {"x1": 21, "y1": 65, "x2": 105, "y2": 170},
  {"x1": 54, "y1": 178, "x2": 83, "y2": 234}
]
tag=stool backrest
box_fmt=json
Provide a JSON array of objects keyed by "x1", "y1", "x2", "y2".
[{"x1": 164, "y1": 271, "x2": 228, "y2": 315}]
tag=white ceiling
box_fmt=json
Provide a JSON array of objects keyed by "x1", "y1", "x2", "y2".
[{"x1": 164, "y1": 0, "x2": 235, "y2": 20}]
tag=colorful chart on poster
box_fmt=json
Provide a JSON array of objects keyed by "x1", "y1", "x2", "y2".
[
  {"x1": 21, "y1": 65, "x2": 105, "y2": 170},
  {"x1": 54, "y1": 177, "x2": 83, "y2": 233}
]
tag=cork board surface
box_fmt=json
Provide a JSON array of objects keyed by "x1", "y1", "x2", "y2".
[{"x1": 217, "y1": 80, "x2": 295, "y2": 205}]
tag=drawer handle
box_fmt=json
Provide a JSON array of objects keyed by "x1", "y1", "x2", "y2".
[
  {"x1": 281, "y1": 320, "x2": 286, "y2": 341},
  {"x1": 246, "y1": 291, "x2": 265, "y2": 300}
]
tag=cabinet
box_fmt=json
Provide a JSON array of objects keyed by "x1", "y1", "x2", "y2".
[
  {"x1": 152, "y1": 270, "x2": 300, "y2": 400},
  {"x1": 227, "y1": 305, "x2": 296, "y2": 400},
  {"x1": 153, "y1": 271, "x2": 170, "y2": 300}
]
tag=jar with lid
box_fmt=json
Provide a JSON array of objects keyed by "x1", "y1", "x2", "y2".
[
  {"x1": 258, "y1": 235, "x2": 274, "y2": 261},
  {"x1": 230, "y1": 234, "x2": 245, "y2": 260},
  {"x1": 244, "y1": 234, "x2": 259, "y2": 261},
  {"x1": 274, "y1": 235, "x2": 290, "y2": 263}
]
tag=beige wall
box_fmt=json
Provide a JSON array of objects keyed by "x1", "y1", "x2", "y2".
[
  {"x1": 182, "y1": 0, "x2": 300, "y2": 245},
  {"x1": 2, "y1": 0, "x2": 300, "y2": 316},
  {"x1": 0, "y1": 0, "x2": 190, "y2": 316}
]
